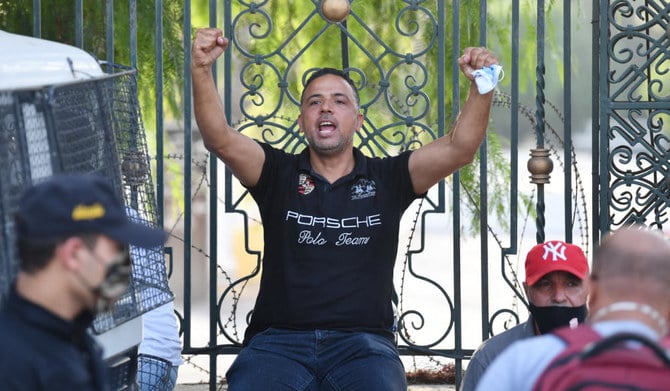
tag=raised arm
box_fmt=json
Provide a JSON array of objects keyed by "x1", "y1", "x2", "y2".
[
  {"x1": 192, "y1": 28, "x2": 265, "y2": 187},
  {"x1": 408, "y1": 47, "x2": 498, "y2": 195}
]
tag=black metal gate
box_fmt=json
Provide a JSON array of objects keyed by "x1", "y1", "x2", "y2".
[
  {"x1": 2, "y1": 0, "x2": 669, "y2": 389},
  {"x1": 596, "y1": 1, "x2": 670, "y2": 233}
]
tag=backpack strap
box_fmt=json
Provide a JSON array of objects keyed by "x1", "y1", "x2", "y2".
[
  {"x1": 550, "y1": 324, "x2": 601, "y2": 361},
  {"x1": 581, "y1": 332, "x2": 670, "y2": 367}
]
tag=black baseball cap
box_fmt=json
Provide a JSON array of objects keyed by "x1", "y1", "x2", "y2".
[{"x1": 15, "y1": 173, "x2": 166, "y2": 248}]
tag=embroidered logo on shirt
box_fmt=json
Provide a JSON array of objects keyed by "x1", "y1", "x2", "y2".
[
  {"x1": 298, "y1": 173, "x2": 315, "y2": 195},
  {"x1": 350, "y1": 179, "x2": 376, "y2": 200}
]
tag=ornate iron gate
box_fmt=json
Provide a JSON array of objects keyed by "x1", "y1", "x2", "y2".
[
  {"x1": 3, "y1": 0, "x2": 669, "y2": 389},
  {"x1": 194, "y1": 1, "x2": 525, "y2": 387},
  {"x1": 196, "y1": 2, "x2": 592, "y2": 388},
  {"x1": 597, "y1": 1, "x2": 670, "y2": 233}
]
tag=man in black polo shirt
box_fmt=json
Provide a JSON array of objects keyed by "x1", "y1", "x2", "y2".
[
  {"x1": 192, "y1": 27, "x2": 498, "y2": 390},
  {"x1": 0, "y1": 174, "x2": 166, "y2": 390}
]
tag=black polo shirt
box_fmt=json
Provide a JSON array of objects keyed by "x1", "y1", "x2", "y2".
[
  {"x1": 243, "y1": 142, "x2": 420, "y2": 344},
  {"x1": 0, "y1": 285, "x2": 109, "y2": 390}
]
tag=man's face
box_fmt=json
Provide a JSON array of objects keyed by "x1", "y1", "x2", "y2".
[
  {"x1": 77, "y1": 235, "x2": 129, "y2": 311},
  {"x1": 524, "y1": 270, "x2": 588, "y2": 307},
  {"x1": 297, "y1": 74, "x2": 363, "y2": 156}
]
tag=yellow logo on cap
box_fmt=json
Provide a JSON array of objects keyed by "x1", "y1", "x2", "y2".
[{"x1": 71, "y1": 203, "x2": 106, "y2": 221}]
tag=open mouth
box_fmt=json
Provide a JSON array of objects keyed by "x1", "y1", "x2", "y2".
[{"x1": 318, "y1": 120, "x2": 336, "y2": 134}]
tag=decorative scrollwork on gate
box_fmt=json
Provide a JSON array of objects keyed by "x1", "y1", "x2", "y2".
[{"x1": 604, "y1": 0, "x2": 670, "y2": 230}]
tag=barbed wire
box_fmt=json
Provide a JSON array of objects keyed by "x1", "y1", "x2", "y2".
[{"x1": 157, "y1": 87, "x2": 591, "y2": 378}]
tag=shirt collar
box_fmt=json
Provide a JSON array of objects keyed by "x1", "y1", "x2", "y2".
[
  {"x1": 297, "y1": 147, "x2": 368, "y2": 181},
  {"x1": 591, "y1": 319, "x2": 663, "y2": 341}
]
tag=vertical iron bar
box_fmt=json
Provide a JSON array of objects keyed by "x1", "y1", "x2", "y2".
[
  {"x1": 155, "y1": 0, "x2": 165, "y2": 252},
  {"x1": 597, "y1": 0, "x2": 608, "y2": 236},
  {"x1": 32, "y1": 0, "x2": 41, "y2": 37},
  {"x1": 535, "y1": 0, "x2": 546, "y2": 244},
  {"x1": 451, "y1": 0, "x2": 463, "y2": 385},
  {"x1": 128, "y1": 0, "x2": 139, "y2": 210},
  {"x1": 209, "y1": 1, "x2": 219, "y2": 388},
  {"x1": 340, "y1": 20, "x2": 350, "y2": 70},
  {"x1": 130, "y1": 0, "x2": 138, "y2": 69},
  {"x1": 644, "y1": 1, "x2": 656, "y2": 210},
  {"x1": 509, "y1": 0, "x2": 520, "y2": 254},
  {"x1": 106, "y1": 0, "x2": 114, "y2": 71},
  {"x1": 75, "y1": 0, "x2": 83, "y2": 48},
  {"x1": 223, "y1": 0, "x2": 233, "y2": 220},
  {"x1": 476, "y1": 0, "x2": 489, "y2": 353},
  {"x1": 153, "y1": 0, "x2": 168, "y2": 367},
  {"x1": 499, "y1": 0, "x2": 520, "y2": 318},
  {"x1": 563, "y1": 0, "x2": 572, "y2": 242}
]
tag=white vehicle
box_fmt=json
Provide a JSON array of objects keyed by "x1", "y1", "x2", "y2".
[
  {"x1": 0, "y1": 29, "x2": 158, "y2": 391},
  {"x1": 0, "y1": 30, "x2": 106, "y2": 89}
]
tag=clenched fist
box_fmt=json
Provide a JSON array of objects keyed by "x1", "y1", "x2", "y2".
[
  {"x1": 192, "y1": 28, "x2": 228, "y2": 70},
  {"x1": 458, "y1": 47, "x2": 499, "y2": 81}
]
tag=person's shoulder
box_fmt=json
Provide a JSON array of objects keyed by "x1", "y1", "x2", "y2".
[
  {"x1": 479, "y1": 326, "x2": 564, "y2": 371},
  {"x1": 250, "y1": 142, "x2": 300, "y2": 190},
  {"x1": 257, "y1": 141, "x2": 288, "y2": 157},
  {"x1": 0, "y1": 303, "x2": 66, "y2": 351},
  {"x1": 363, "y1": 148, "x2": 412, "y2": 162},
  {"x1": 475, "y1": 332, "x2": 566, "y2": 391},
  {"x1": 0, "y1": 319, "x2": 42, "y2": 350},
  {"x1": 510, "y1": 328, "x2": 566, "y2": 349},
  {"x1": 462, "y1": 325, "x2": 532, "y2": 391},
  {"x1": 360, "y1": 148, "x2": 412, "y2": 177},
  {"x1": 475, "y1": 320, "x2": 533, "y2": 355},
  {"x1": 257, "y1": 141, "x2": 302, "y2": 155},
  {"x1": 0, "y1": 307, "x2": 26, "y2": 337},
  {"x1": 0, "y1": 319, "x2": 40, "y2": 377}
]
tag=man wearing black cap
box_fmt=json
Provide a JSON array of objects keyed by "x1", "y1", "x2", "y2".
[
  {"x1": 460, "y1": 240, "x2": 590, "y2": 391},
  {"x1": 0, "y1": 173, "x2": 166, "y2": 391}
]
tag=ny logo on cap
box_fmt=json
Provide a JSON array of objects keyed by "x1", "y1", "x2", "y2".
[{"x1": 543, "y1": 241, "x2": 567, "y2": 262}]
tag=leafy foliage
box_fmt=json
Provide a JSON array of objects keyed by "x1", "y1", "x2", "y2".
[
  {"x1": 0, "y1": 0, "x2": 185, "y2": 213},
  {"x1": 0, "y1": 0, "x2": 564, "y2": 236},
  {"x1": 0, "y1": 0, "x2": 184, "y2": 125}
]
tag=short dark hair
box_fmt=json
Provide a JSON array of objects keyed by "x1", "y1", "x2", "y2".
[
  {"x1": 15, "y1": 230, "x2": 99, "y2": 274},
  {"x1": 16, "y1": 235, "x2": 63, "y2": 273},
  {"x1": 301, "y1": 68, "x2": 360, "y2": 107}
]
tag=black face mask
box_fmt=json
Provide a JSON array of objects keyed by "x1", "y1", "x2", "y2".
[
  {"x1": 528, "y1": 303, "x2": 587, "y2": 334},
  {"x1": 77, "y1": 251, "x2": 131, "y2": 314}
]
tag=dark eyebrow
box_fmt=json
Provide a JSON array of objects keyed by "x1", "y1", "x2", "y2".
[
  {"x1": 305, "y1": 92, "x2": 351, "y2": 101},
  {"x1": 304, "y1": 93, "x2": 323, "y2": 101}
]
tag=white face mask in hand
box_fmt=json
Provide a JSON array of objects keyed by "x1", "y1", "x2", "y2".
[{"x1": 472, "y1": 64, "x2": 504, "y2": 94}]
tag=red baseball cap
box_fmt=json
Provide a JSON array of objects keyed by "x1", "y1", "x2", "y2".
[{"x1": 525, "y1": 240, "x2": 589, "y2": 286}]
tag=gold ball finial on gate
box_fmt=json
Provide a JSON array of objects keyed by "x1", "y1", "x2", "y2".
[
  {"x1": 528, "y1": 148, "x2": 553, "y2": 184},
  {"x1": 320, "y1": 0, "x2": 351, "y2": 24}
]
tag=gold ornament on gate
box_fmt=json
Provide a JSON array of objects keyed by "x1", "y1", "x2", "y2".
[
  {"x1": 320, "y1": 0, "x2": 351, "y2": 24},
  {"x1": 527, "y1": 148, "x2": 553, "y2": 184}
]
